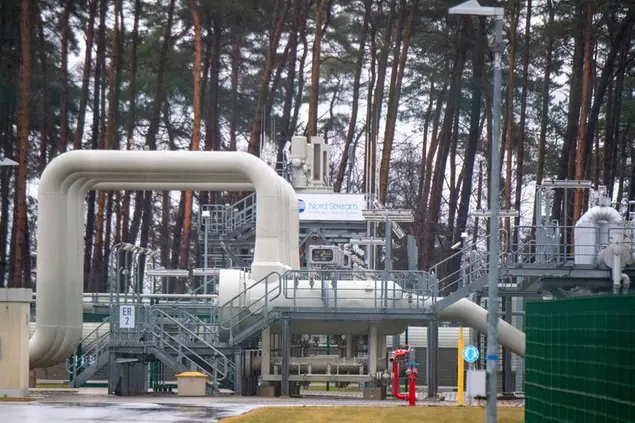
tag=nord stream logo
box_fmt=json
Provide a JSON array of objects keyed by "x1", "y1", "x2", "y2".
[
  {"x1": 305, "y1": 200, "x2": 359, "y2": 212},
  {"x1": 298, "y1": 199, "x2": 306, "y2": 213}
]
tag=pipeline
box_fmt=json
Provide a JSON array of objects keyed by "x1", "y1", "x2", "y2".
[{"x1": 390, "y1": 345, "x2": 417, "y2": 405}]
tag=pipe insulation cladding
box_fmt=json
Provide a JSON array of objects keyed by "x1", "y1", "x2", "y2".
[
  {"x1": 31, "y1": 150, "x2": 299, "y2": 368},
  {"x1": 32, "y1": 150, "x2": 526, "y2": 369},
  {"x1": 216, "y1": 270, "x2": 526, "y2": 358},
  {"x1": 574, "y1": 205, "x2": 625, "y2": 265}
]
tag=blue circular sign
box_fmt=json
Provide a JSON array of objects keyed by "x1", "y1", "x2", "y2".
[
  {"x1": 298, "y1": 199, "x2": 306, "y2": 213},
  {"x1": 463, "y1": 345, "x2": 479, "y2": 363}
]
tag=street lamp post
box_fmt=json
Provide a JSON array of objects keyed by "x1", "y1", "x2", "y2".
[{"x1": 449, "y1": 2, "x2": 504, "y2": 422}]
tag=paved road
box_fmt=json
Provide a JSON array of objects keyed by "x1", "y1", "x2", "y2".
[{"x1": 0, "y1": 402, "x2": 247, "y2": 422}]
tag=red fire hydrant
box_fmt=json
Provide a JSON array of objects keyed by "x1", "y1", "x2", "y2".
[{"x1": 390, "y1": 345, "x2": 418, "y2": 406}]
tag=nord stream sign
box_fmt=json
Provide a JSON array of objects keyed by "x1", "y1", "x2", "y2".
[{"x1": 297, "y1": 194, "x2": 366, "y2": 221}]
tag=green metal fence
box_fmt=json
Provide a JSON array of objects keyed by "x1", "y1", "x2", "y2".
[{"x1": 525, "y1": 295, "x2": 635, "y2": 422}]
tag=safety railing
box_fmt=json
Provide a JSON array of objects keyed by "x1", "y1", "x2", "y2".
[
  {"x1": 225, "y1": 195, "x2": 257, "y2": 235},
  {"x1": 509, "y1": 225, "x2": 635, "y2": 266},
  {"x1": 427, "y1": 232, "x2": 509, "y2": 298},
  {"x1": 67, "y1": 318, "x2": 111, "y2": 380},
  {"x1": 279, "y1": 269, "x2": 435, "y2": 312},
  {"x1": 156, "y1": 306, "x2": 220, "y2": 345},
  {"x1": 219, "y1": 272, "x2": 282, "y2": 339},
  {"x1": 149, "y1": 308, "x2": 230, "y2": 381}
]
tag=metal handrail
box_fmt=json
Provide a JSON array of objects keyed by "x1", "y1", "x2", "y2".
[
  {"x1": 158, "y1": 306, "x2": 219, "y2": 345},
  {"x1": 218, "y1": 271, "x2": 282, "y2": 334},
  {"x1": 279, "y1": 269, "x2": 434, "y2": 310},
  {"x1": 428, "y1": 234, "x2": 493, "y2": 296},
  {"x1": 148, "y1": 324, "x2": 229, "y2": 382},
  {"x1": 66, "y1": 326, "x2": 110, "y2": 378},
  {"x1": 149, "y1": 307, "x2": 229, "y2": 379}
]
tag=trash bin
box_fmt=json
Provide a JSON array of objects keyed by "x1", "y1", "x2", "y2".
[{"x1": 176, "y1": 371, "x2": 209, "y2": 397}]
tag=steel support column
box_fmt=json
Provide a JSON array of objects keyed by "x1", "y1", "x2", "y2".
[
  {"x1": 502, "y1": 296, "x2": 514, "y2": 392},
  {"x1": 281, "y1": 317, "x2": 290, "y2": 397},
  {"x1": 234, "y1": 350, "x2": 243, "y2": 396},
  {"x1": 426, "y1": 319, "x2": 438, "y2": 398}
]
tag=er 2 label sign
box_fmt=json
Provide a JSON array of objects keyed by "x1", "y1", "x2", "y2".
[{"x1": 119, "y1": 305, "x2": 136, "y2": 329}]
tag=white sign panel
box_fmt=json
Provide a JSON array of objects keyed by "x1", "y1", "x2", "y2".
[
  {"x1": 298, "y1": 194, "x2": 366, "y2": 221},
  {"x1": 119, "y1": 305, "x2": 136, "y2": 329},
  {"x1": 466, "y1": 369, "x2": 486, "y2": 397}
]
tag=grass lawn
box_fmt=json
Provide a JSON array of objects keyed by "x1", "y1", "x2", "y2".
[{"x1": 223, "y1": 406, "x2": 524, "y2": 423}]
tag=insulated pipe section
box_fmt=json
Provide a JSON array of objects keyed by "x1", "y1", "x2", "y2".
[
  {"x1": 54, "y1": 175, "x2": 292, "y2": 366},
  {"x1": 47, "y1": 179, "x2": 260, "y2": 365},
  {"x1": 217, "y1": 272, "x2": 527, "y2": 358},
  {"x1": 438, "y1": 298, "x2": 525, "y2": 358},
  {"x1": 32, "y1": 151, "x2": 298, "y2": 368},
  {"x1": 574, "y1": 205, "x2": 623, "y2": 265}
]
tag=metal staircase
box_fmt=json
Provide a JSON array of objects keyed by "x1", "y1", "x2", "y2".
[
  {"x1": 428, "y1": 233, "x2": 508, "y2": 312},
  {"x1": 219, "y1": 272, "x2": 283, "y2": 346},
  {"x1": 147, "y1": 308, "x2": 233, "y2": 394},
  {"x1": 198, "y1": 193, "x2": 257, "y2": 269},
  {"x1": 67, "y1": 319, "x2": 111, "y2": 388}
]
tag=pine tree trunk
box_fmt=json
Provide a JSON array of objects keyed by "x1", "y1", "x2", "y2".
[
  {"x1": 582, "y1": 10, "x2": 634, "y2": 180},
  {"x1": 58, "y1": 0, "x2": 72, "y2": 155},
  {"x1": 333, "y1": 0, "x2": 370, "y2": 192},
  {"x1": 36, "y1": 11, "x2": 51, "y2": 172},
  {"x1": 368, "y1": 0, "x2": 397, "y2": 198},
  {"x1": 85, "y1": 0, "x2": 107, "y2": 290},
  {"x1": 73, "y1": 0, "x2": 98, "y2": 150},
  {"x1": 177, "y1": 0, "x2": 204, "y2": 294},
  {"x1": 573, "y1": 2, "x2": 594, "y2": 226},
  {"x1": 515, "y1": 0, "x2": 531, "y2": 247},
  {"x1": 551, "y1": 9, "x2": 584, "y2": 223},
  {"x1": 503, "y1": 0, "x2": 519, "y2": 252},
  {"x1": 228, "y1": 20, "x2": 241, "y2": 151},
  {"x1": 291, "y1": 12, "x2": 310, "y2": 135},
  {"x1": 10, "y1": 0, "x2": 33, "y2": 288},
  {"x1": 608, "y1": 37, "x2": 630, "y2": 195},
  {"x1": 454, "y1": 17, "x2": 485, "y2": 249},
  {"x1": 421, "y1": 23, "x2": 467, "y2": 270},
  {"x1": 306, "y1": 0, "x2": 330, "y2": 137},
  {"x1": 122, "y1": 0, "x2": 141, "y2": 241},
  {"x1": 533, "y1": 0, "x2": 554, "y2": 237},
  {"x1": 247, "y1": 0, "x2": 291, "y2": 156},
  {"x1": 378, "y1": 0, "x2": 418, "y2": 204}
]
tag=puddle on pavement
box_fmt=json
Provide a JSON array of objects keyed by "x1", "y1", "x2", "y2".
[{"x1": 0, "y1": 402, "x2": 237, "y2": 422}]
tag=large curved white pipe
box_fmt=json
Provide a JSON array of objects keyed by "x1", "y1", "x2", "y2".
[
  {"x1": 46, "y1": 174, "x2": 294, "y2": 367},
  {"x1": 574, "y1": 205, "x2": 623, "y2": 265},
  {"x1": 32, "y1": 151, "x2": 298, "y2": 368},
  {"x1": 49, "y1": 178, "x2": 256, "y2": 364},
  {"x1": 438, "y1": 298, "x2": 525, "y2": 358},
  {"x1": 49, "y1": 178, "x2": 296, "y2": 366}
]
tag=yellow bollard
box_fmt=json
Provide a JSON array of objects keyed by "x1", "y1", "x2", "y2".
[{"x1": 457, "y1": 327, "x2": 464, "y2": 405}]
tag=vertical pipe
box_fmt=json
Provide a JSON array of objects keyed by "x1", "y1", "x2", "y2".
[
  {"x1": 503, "y1": 296, "x2": 513, "y2": 392},
  {"x1": 408, "y1": 368, "x2": 417, "y2": 406},
  {"x1": 392, "y1": 359, "x2": 407, "y2": 400},
  {"x1": 369, "y1": 324, "x2": 378, "y2": 375},
  {"x1": 457, "y1": 327, "x2": 464, "y2": 405},
  {"x1": 326, "y1": 334, "x2": 330, "y2": 391},
  {"x1": 426, "y1": 319, "x2": 438, "y2": 398},
  {"x1": 204, "y1": 214, "x2": 208, "y2": 294},
  {"x1": 281, "y1": 317, "x2": 290, "y2": 397},
  {"x1": 486, "y1": 16, "x2": 504, "y2": 423}
]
